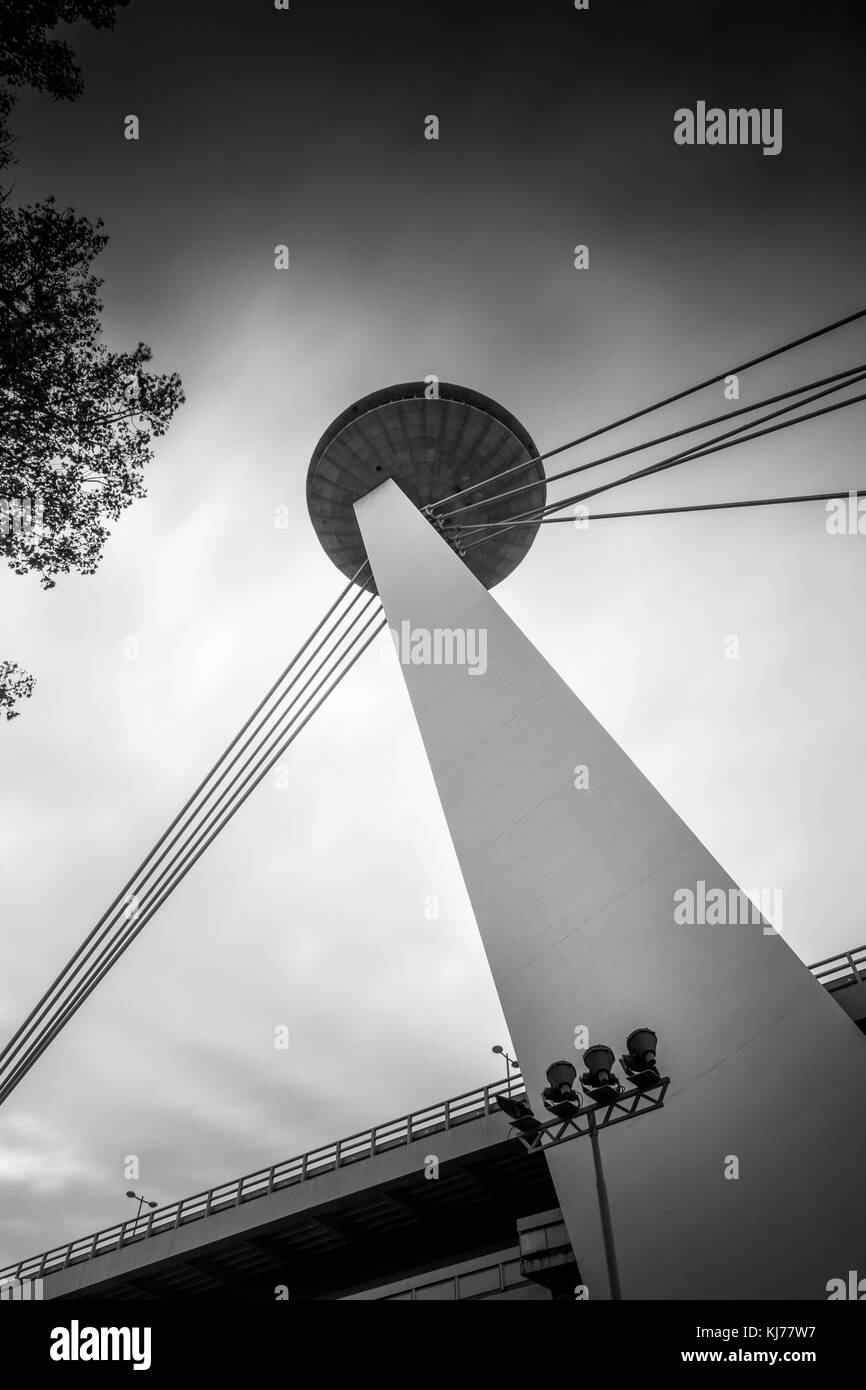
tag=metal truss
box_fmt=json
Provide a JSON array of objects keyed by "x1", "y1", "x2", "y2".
[{"x1": 516, "y1": 1077, "x2": 670, "y2": 1154}]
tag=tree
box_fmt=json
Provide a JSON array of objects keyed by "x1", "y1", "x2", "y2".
[
  {"x1": 0, "y1": 2, "x2": 128, "y2": 169},
  {"x1": 0, "y1": 198, "x2": 185, "y2": 588},
  {"x1": 0, "y1": 660, "x2": 35, "y2": 720},
  {"x1": 0, "y1": 1, "x2": 184, "y2": 720}
]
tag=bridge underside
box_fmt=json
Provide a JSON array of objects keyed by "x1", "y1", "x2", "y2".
[{"x1": 47, "y1": 1125, "x2": 559, "y2": 1301}]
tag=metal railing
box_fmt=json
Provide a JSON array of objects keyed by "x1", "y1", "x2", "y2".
[
  {"x1": 809, "y1": 944, "x2": 866, "y2": 991},
  {"x1": 3, "y1": 939, "x2": 865, "y2": 1288},
  {"x1": 0, "y1": 1071, "x2": 525, "y2": 1286}
]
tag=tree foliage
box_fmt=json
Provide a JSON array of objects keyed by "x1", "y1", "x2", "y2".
[
  {"x1": 0, "y1": 197, "x2": 185, "y2": 587},
  {"x1": 0, "y1": 1, "x2": 128, "y2": 168},
  {"x1": 0, "y1": 659, "x2": 35, "y2": 720},
  {"x1": 0, "y1": 1, "x2": 184, "y2": 720}
]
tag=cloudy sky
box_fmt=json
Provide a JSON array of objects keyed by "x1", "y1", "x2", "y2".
[{"x1": 1, "y1": 0, "x2": 864, "y2": 1265}]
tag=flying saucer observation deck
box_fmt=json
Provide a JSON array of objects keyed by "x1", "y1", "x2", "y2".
[{"x1": 306, "y1": 382, "x2": 546, "y2": 594}]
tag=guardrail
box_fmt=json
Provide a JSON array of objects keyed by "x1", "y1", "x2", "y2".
[
  {"x1": 809, "y1": 944, "x2": 866, "y2": 990},
  {"x1": 0, "y1": 1071, "x2": 525, "y2": 1285}
]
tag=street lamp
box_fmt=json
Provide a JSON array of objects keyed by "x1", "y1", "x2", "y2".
[
  {"x1": 495, "y1": 1029, "x2": 669, "y2": 1302},
  {"x1": 491, "y1": 1043, "x2": 519, "y2": 1094},
  {"x1": 126, "y1": 1190, "x2": 158, "y2": 1231}
]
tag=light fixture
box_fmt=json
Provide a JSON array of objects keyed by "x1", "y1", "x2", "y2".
[
  {"x1": 620, "y1": 1027, "x2": 661, "y2": 1090},
  {"x1": 580, "y1": 1043, "x2": 622, "y2": 1103},
  {"x1": 495, "y1": 1093, "x2": 543, "y2": 1139},
  {"x1": 545, "y1": 1059, "x2": 577, "y2": 1090},
  {"x1": 542, "y1": 1059, "x2": 581, "y2": 1118},
  {"x1": 126, "y1": 1190, "x2": 158, "y2": 1213},
  {"x1": 492, "y1": 1043, "x2": 518, "y2": 1092}
]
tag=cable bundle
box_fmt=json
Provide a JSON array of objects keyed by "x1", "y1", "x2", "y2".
[
  {"x1": 0, "y1": 567, "x2": 385, "y2": 1106},
  {"x1": 427, "y1": 310, "x2": 866, "y2": 547}
]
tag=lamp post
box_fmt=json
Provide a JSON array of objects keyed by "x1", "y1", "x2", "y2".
[
  {"x1": 495, "y1": 1028, "x2": 668, "y2": 1301},
  {"x1": 491, "y1": 1043, "x2": 518, "y2": 1094},
  {"x1": 585, "y1": 1107, "x2": 621, "y2": 1300},
  {"x1": 126, "y1": 1190, "x2": 157, "y2": 1237}
]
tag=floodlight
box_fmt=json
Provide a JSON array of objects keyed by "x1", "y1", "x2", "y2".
[
  {"x1": 542, "y1": 1059, "x2": 582, "y2": 1118},
  {"x1": 580, "y1": 1043, "x2": 622, "y2": 1103},
  {"x1": 620, "y1": 1027, "x2": 662, "y2": 1090},
  {"x1": 545, "y1": 1059, "x2": 577, "y2": 1091},
  {"x1": 495, "y1": 1093, "x2": 543, "y2": 1139}
]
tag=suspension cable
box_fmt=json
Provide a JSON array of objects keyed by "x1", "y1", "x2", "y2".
[
  {"x1": 0, "y1": 576, "x2": 381, "y2": 1103},
  {"x1": 0, "y1": 608, "x2": 387, "y2": 1106},
  {"x1": 435, "y1": 362, "x2": 866, "y2": 521},
  {"x1": 455, "y1": 379, "x2": 866, "y2": 553},
  {"x1": 0, "y1": 572, "x2": 373, "y2": 1074},
  {"x1": 536, "y1": 489, "x2": 866, "y2": 522},
  {"x1": 0, "y1": 559, "x2": 370, "y2": 1077},
  {"x1": 0, "y1": 588, "x2": 381, "y2": 1088},
  {"x1": 428, "y1": 307, "x2": 866, "y2": 513},
  {"x1": 0, "y1": 593, "x2": 379, "y2": 1077}
]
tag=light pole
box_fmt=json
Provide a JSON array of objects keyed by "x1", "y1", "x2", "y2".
[
  {"x1": 126, "y1": 1189, "x2": 157, "y2": 1237},
  {"x1": 496, "y1": 1029, "x2": 668, "y2": 1301},
  {"x1": 491, "y1": 1043, "x2": 518, "y2": 1094},
  {"x1": 586, "y1": 1107, "x2": 622, "y2": 1300}
]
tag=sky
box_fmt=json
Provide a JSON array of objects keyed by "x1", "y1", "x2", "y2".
[{"x1": 0, "y1": 0, "x2": 865, "y2": 1266}]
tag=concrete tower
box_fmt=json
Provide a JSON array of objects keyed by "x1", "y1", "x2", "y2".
[{"x1": 308, "y1": 382, "x2": 866, "y2": 1300}]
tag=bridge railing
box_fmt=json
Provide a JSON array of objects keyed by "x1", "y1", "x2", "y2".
[
  {"x1": 809, "y1": 944, "x2": 866, "y2": 990},
  {"x1": 0, "y1": 1071, "x2": 525, "y2": 1285}
]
